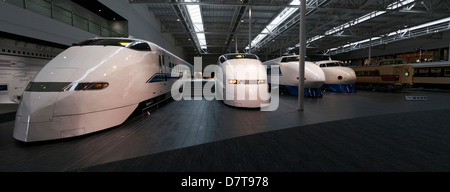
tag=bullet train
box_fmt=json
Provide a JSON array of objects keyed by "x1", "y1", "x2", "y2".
[
  {"x1": 13, "y1": 37, "x2": 192, "y2": 142},
  {"x1": 217, "y1": 53, "x2": 269, "y2": 108},
  {"x1": 315, "y1": 60, "x2": 356, "y2": 92},
  {"x1": 263, "y1": 55, "x2": 325, "y2": 97}
]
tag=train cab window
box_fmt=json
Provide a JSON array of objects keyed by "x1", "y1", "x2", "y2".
[
  {"x1": 220, "y1": 57, "x2": 226, "y2": 63},
  {"x1": 129, "y1": 42, "x2": 151, "y2": 51},
  {"x1": 224, "y1": 54, "x2": 259, "y2": 60},
  {"x1": 319, "y1": 64, "x2": 326, "y2": 67},
  {"x1": 281, "y1": 56, "x2": 299, "y2": 63},
  {"x1": 77, "y1": 39, "x2": 151, "y2": 51},
  {"x1": 327, "y1": 62, "x2": 341, "y2": 67}
]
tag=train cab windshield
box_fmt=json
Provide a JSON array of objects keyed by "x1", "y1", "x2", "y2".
[
  {"x1": 281, "y1": 56, "x2": 310, "y2": 62},
  {"x1": 220, "y1": 54, "x2": 259, "y2": 63},
  {"x1": 76, "y1": 39, "x2": 151, "y2": 51},
  {"x1": 320, "y1": 62, "x2": 342, "y2": 67},
  {"x1": 225, "y1": 54, "x2": 259, "y2": 60}
]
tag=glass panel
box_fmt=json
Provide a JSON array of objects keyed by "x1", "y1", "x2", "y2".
[
  {"x1": 53, "y1": 5, "x2": 72, "y2": 25},
  {"x1": 6, "y1": 0, "x2": 25, "y2": 8},
  {"x1": 73, "y1": 13, "x2": 88, "y2": 31},
  {"x1": 27, "y1": 0, "x2": 51, "y2": 18},
  {"x1": 89, "y1": 21, "x2": 101, "y2": 35}
]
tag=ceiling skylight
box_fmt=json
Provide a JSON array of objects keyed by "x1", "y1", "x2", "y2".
[
  {"x1": 246, "y1": 0, "x2": 301, "y2": 50},
  {"x1": 306, "y1": 0, "x2": 415, "y2": 47},
  {"x1": 185, "y1": 0, "x2": 207, "y2": 49},
  {"x1": 277, "y1": 0, "x2": 417, "y2": 55},
  {"x1": 326, "y1": 17, "x2": 450, "y2": 54}
]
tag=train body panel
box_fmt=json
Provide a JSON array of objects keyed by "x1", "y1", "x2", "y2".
[
  {"x1": 218, "y1": 53, "x2": 269, "y2": 108},
  {"x1": 315, "y1": 60, "x2": 356, "y2": 92},
  {"x1": 13, "y1": 38, "x2": 192, "y2": 142},
  {"x1": 263, "y1": 55, "x2": 325, "y2": 96}
]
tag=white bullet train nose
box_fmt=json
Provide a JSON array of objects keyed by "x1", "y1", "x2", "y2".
[
  {"x1": 14, "y1": 91, "x2": 59, "y2": 141},
  {"x1": 339, "y1": 67, "x2": 357, "y2": 84},
  {"x1": 304, "y1": 62, "x2": 326, "y2": 88}
]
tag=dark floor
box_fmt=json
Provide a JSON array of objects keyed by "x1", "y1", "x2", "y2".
[
  {"x1": 1, "y1": 90, "x2": 450, "y2": 171},
  {"x1": 79, "y1": 108, "x2": 450, "y2": 172}
]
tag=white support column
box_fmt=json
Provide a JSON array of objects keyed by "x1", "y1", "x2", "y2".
[
  {"x1": 248, "y1": 6, "x2": 252, "y2": 52},
  {"x1": 368, "y1": 36, "x2": 372, "y2": 65},
  {"x1": 298, "y1": 0, "x2": 306, "y2": 111}
]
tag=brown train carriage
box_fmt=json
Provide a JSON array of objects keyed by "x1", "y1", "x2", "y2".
[
  {"x1": 351, "y1": 59, "x2": 414, "y2": 91},
  {"x1": 412, "y1": 62, "x2": 450, "y2": 89}
]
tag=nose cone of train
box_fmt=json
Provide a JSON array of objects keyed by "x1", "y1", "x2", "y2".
[
  {"x1": 13, "y1": 91, "x2": 61, "y2": 142},
  {"x1": 13, "y1": 66, "x2": 79, "y2": 142},
  {"x1": 340, "y1": 67, "x2": 357, "y2": 84},
  {"x1": 304, "y1": 62, "x2": 326, "y2": 88}
]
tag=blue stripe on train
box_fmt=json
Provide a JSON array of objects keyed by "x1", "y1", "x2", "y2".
[
  {"x1": 146, "y1": 73, "x2": 181, "y2": 83},
  {"x1": 280, "y1": 85, "x2": 323, "y2": 97},
  {"x1": 322, "y1": 84, "x2": 356, "y2": 93}
]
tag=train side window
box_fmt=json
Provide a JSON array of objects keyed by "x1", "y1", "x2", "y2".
[
  {"x1": 355, "y1": 71, "x2": 363, "y2": 76},
  {"x1": 430, "y1": 68, "x2": 441, "y2": 77},
  {"x1": 158, "y1": 55, "x2": 162, "y2": 67},
  {"x1": 445, "y1": 67, "x2": 450, "y2": 77},
  {"x1": 374, "y1": 70, "x2": 380, "y2": 76}
]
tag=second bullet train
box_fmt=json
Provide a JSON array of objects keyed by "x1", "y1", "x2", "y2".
[
  {"x1": 263, "y1": 55, "x2": 325, "y2": 97},
  {"x1": 13, "y1": 37, "x2": 192, "y2": 142},
  {"x1": 217, "y1": 53, "x2": 269, "y2": 108},
  {"x1": 315, "y1": 60, "x2": 356, "y2": 92}
]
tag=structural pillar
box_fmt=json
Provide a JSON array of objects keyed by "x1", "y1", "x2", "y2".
[
  {"x1": 368, "y1": 36, "x2": 372, "y2": 65},
  {"x1": 298, "y1": 0, "x2": 306, "y2": 111},
  {"x1": 248, "y1": 6, "x2": 252, "y2": 52}
]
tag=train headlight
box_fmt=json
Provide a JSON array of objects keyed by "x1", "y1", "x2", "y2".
[
  {"x1": 405, "y1": 72, "x2": 410, "y2": 77},
  {"x1": 228, "y1": 79, "x2": 239, "y2": 84},
  {"x1": 64, "y1": 82, "x2": 109, "y2": 91}
]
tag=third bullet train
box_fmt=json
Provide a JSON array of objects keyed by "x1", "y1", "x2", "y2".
[
  {"x1": 263, "y1": 55, "x2": 325, "y2": 97},
  {"x1": 14, "y1": 37, "x2": 192, "y2": 142},
  {"x1": 315, "y1": 60, "x2": 356, "y2": 92}
]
